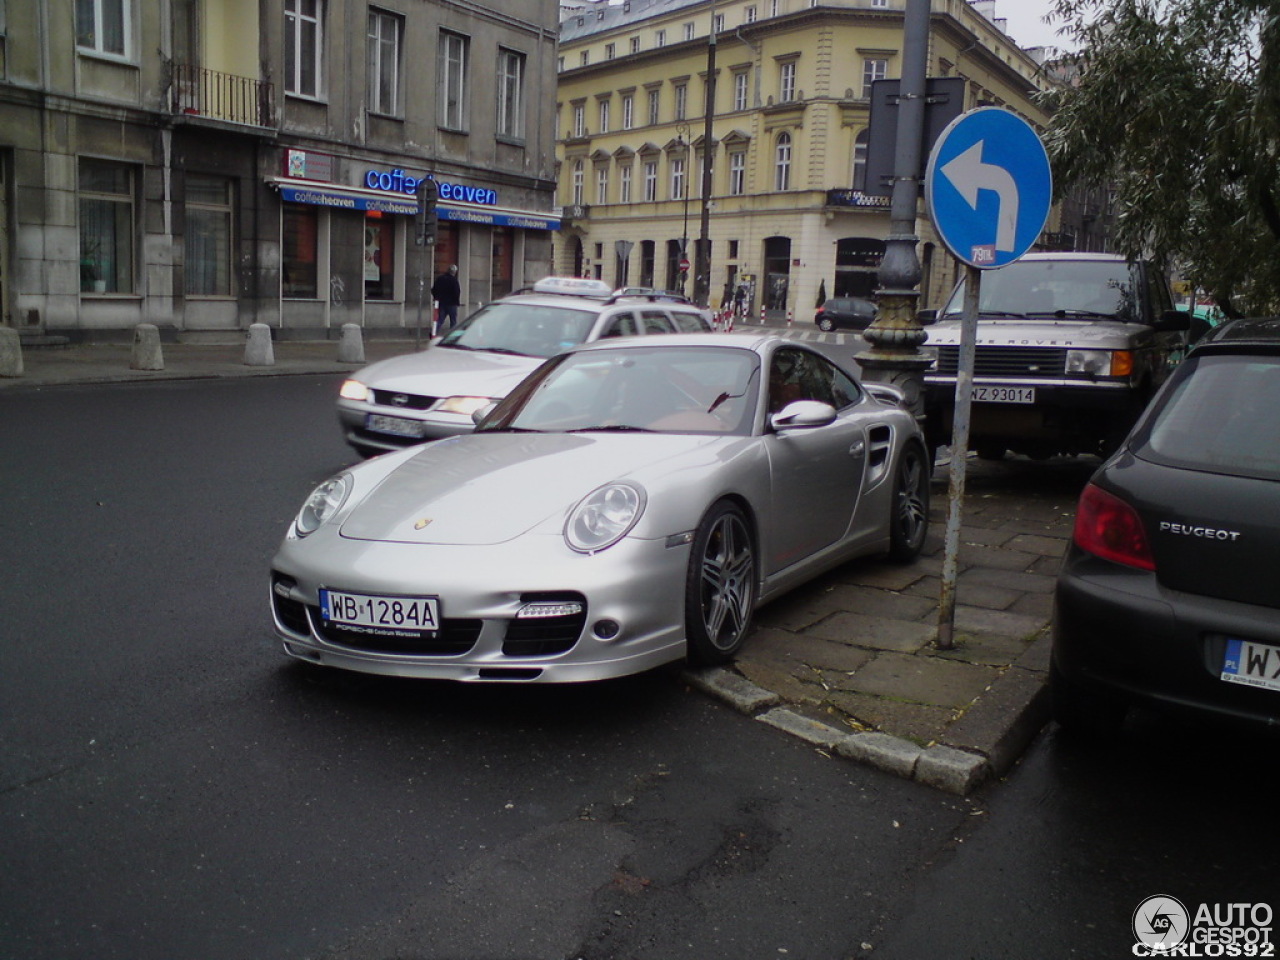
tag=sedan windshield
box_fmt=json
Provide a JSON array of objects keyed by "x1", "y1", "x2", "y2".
[
  {"x1": 482, "y1": 346, "x2": 761, "y2": 436},
  {"x1": 438, "y1": 302, "x2": 599, "y2": 358},
  {"x1": 941, "y1": 260, "x2": 1138, "y2": 321}
]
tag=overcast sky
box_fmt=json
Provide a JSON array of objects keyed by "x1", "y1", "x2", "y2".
[{"x1": 996, "y1": 0, "x2": 1076, "y2": 51}]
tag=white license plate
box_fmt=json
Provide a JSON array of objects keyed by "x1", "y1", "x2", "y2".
[
  {"x1": 1221, "y1": 638, "x2": 1280, "y2": 692},
  {"x1": 366, "y1": 413, "x2": 424, "y2": 438},
  {"x1": 972, "y1": 385, "x2": 1036, "y2": 404},
  {"x1": 320, "y1": 589, "x2": 440, "y2": 637}
]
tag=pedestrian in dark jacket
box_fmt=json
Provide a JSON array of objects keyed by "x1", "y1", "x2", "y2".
[{"x1": 431, "y1": 264, "x2": 461, "y2": 331}]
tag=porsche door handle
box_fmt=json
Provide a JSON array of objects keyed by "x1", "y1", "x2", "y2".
[{"x1": 849, "y1": 440, "x2": 865, "y2": 456}]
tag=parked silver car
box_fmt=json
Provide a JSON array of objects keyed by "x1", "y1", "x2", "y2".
[
  {"x1": 337, "y1": 277, "x2": 713, "y2": 456},
  {"x1": 273, "y1": 334, "x2": 930, "y2": 683}
]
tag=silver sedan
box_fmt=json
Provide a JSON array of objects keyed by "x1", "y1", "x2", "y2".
[{"x1": 270, "y1": 334, "x2": 931, "y2": 682}]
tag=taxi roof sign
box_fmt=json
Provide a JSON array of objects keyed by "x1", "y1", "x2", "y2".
[{"x1": 532, "y1": 277, "x2": 614, "y2": 297}]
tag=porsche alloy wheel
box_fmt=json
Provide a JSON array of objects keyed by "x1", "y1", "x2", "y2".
[{"x1": 686, "y1": 502, "x2": 756, "y2": 665}]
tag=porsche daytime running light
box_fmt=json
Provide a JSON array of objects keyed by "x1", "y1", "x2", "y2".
[
  {"x1": 295, "y1": 474, "x2": 353, "y2": 537},
  {"x1": 339, "y1": 379, "x2": 369, "y2": 401},
  {"x1": 565, "y1": 483, "x2": 646, "y2": 553}
]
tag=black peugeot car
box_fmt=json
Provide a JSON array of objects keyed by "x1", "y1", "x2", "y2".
[{"x1": 1052, "y1": 316, "x2": 1280, "y2": 734}]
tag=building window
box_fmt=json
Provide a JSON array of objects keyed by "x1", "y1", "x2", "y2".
[
  {"x1": 572, "y1": 102, "x2": 586, "y2": 137},
  {"x1": 770, "y1": 0, "x2": 780, "y2": 15},
  {"x1": 683, "y1": 22, "x2": 695, "y2": 41},
  {"x1": 734, "y1": 71, "x2": 749, "y2": 111},
  {"x1": 572, "y1": 160, "x2": 584, "y2": 205},
  {"x1": 439, "y1": 31, "x2": 469, "y2": 129},
  {"x1": 714, "y1": 13, "x2": 725, "y2": 31},
  {"x1": 76, "y1": 0, "x2": 130, "y2": 57},
  {"x1": 745, "y1": 5, "x2": 757, "y2": 23},
  {"x1": 779, "y1": 60, "x2": 797, "y2": 102},
  {"x1": 364, "y1": 213, "x2": 395, "y2": 301},
  {"x1": 598, "y1": 98, "x2": 611, "y2": 133},
  {"x1": 185, "y1": 175, "x2": 233, "y2": 296},
  {"x1": 643, "y1": 161, "x2": 658, "y2": 202},
  {"x1": 670, "y1": 156, "x2": 685, "y2": 200},
  {"x1": 580, "y1": 50, "x2": 589, "y2": 67},
  {"x1": 729, "y1": 151, "x2": 746, "y2": 196},
  {"x1": 622, "y1": 93, "x2": 634, "y2": 129},
  {"x1": 853, "y1": 128, "x2": 869, "y2": 191},
  {"x1": 630, "y1": 36, "x2": 641, "y2": 54},
  {"x1": 367, "y1": 9, "x2": 402, "y2": 116},
  {"x1": 620, "y1": 164, "x2": 633, "y2": 203},
  {"x1": 647, "y1": 88, "x2": 660, "y2": 125},
  {"x1": 282, "y1": 205, "x2": 319, "y2": 299},
  {"x1": 655, "y1": 29, "x2": 665, "y2": 47},
  {"x1": 605, "y1": 42, "x2": 616, "y2": 59},
  {"x1": 774, "y1": 132, "x2": 792, "y2": 190},
  {"x1": 285, "y1": 0, "x2": 324, "y2": 97},
  {"x1": 79, "y1": 159, "x2": 135, "y2": 294},
  {"x1": 497, "y1": 48, "x2": 525, "y2": 139},
  {"x1": 596, "y1": 166, "x2": 609, "y2": 204},
  {"x1": 674, "y1": 83, "x2": 687, "y2": 121},
  {"x1": 871, "y1": 0, "x2": 887, "y2": 6},
  {"x1": 862, "y1": 57, "x2": 887, "y2": 98}
]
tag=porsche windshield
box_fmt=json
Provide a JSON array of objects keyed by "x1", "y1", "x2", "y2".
[
  {"x1": 438, "y1": 303, "x2": 599, "y2": 358},
  {"x1": 941, "y1": 260, "x2": 1138, "y2": 321},
  {"x1": 482, "y1": 346, "x2": 761, "y2": 436}
]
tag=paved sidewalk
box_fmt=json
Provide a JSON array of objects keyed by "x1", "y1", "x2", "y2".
[{"x1": 4, "y1": 331, "x2": 1087, "y2": 794}]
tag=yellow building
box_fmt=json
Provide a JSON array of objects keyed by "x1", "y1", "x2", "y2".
[{"x1": 555, "y1": 0, "x2": 1053, "y2": 317}]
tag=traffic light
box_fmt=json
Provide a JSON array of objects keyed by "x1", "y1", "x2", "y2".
[{"x1": 415, "y1": 177, "x2": 438, "y2": 246}]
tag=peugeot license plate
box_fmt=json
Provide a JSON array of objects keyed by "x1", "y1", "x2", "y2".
[
  {"x1": 973, "y1": 385, "x2": 1036, "y2": 404},
  {"x1": 1221, "y1": 637, "x2": 1280, "y2": 692},
  {"x1": 320, "y1": 589, "x2": 440, "y2": 637},
  {"x1": 366, "y1": 413, "x2": 424, "y2": 438}
]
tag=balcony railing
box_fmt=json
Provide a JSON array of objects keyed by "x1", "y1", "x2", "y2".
[
  {"x1": 826, "y1": 189, "x2": 890, "y2": 209},
  {"x1": 171, "y1": 63, "x2": 275, "y2": 128}
]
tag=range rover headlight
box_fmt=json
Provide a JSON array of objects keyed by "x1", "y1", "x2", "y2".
[
  {"x1": 294, "y1": 474, "x2": 353, "y2": 538},
  {"x1": 1065, "y1": 349, "x2": 1114, "y2": 377},
  {"x1": 565, "y1": 483, "x2": 646, "y2": 554}
]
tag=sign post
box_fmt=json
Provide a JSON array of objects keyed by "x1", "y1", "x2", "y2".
[
  {"x1": 414, "y1": 178, "x2": 437, "y2": 350},
  {"x1": 925, "y1": 107, "x2": 1052, "y2": 648}
]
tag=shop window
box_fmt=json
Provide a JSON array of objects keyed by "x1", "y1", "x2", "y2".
[
  {"x1": 282, "y1": 205, "x2": 319, "y2": 298},
  {"x1": 78, "y1": 158, "x2": 135, "y2": 294},
  {"x1": 491, "y1": 227, "x2": 513, "y2": 300},
  {"x1": 185, "y1": 175, "x2": 233, "y2": 296},
  {"x1": 364, "y1": 213, "x2": 395, "y2": 301}
]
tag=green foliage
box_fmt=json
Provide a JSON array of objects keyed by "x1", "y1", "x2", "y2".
[{"x1": 1044, "y1": 0, "x2": 1280, "y2": 315}]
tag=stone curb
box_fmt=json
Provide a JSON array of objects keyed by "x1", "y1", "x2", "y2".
[{"x1": 683, "y1": 666, "x2": 1037, "y2": 795}]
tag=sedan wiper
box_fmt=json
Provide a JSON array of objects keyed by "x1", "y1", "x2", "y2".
[{"x1": 567, "y1": 424, "x2": 655, "y2": 433}]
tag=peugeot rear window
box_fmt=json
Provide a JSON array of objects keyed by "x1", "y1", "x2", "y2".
[{"x1": 1136, "y1": 353, "x2": 1280, "y2": 482}]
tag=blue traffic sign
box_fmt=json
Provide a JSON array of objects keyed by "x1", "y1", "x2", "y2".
[{"x1": 925, "y1": 107, "x2": 1052, "y2": 269}]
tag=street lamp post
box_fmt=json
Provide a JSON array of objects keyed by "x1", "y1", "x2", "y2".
[
  {"x1": 693, "y1": 0, "x2": 717, "y2": 308},
  {"x1": 677, "y1": 122, "x2": 692, "y2": 296},
  {"x1": 855, "y1": 0, "x2": 932, "y2": 416}
]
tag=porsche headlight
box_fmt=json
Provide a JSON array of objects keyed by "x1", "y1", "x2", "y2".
[
  {"x1": 565, "y1": 483, "x2": 646, "y2": 554},
  {"x1": 339, "y1": 379, "x2": 369, "y2": 401},
  {"x1": 437, "y1": 396, "x2": 497, "y2": 416},
  {"x1": 294, "y1": 474, "x2": 353, "y2": 538}
]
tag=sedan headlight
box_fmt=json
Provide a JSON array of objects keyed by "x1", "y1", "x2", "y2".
[
  {"x1": 339, "y1": 379, "x2": 369, "y2": 401},
  {"x1": 565, "y1": 483, "x2": 646, "y2": 554},
  {"x1": 437, "y1": 396, "x2": 498, "y2": 416},
  {"x1": 294, "y1": 474, "x2": 353, "y2": 538}
]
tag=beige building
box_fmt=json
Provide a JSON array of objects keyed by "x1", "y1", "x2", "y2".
[{"x1": 555, "y1": 0, "x2": 1053, "y2": 317}]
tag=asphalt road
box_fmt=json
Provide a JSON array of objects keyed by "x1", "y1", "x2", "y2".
[{"x1": 2, "y1": 374, "x2": 1276, "y2": 959}]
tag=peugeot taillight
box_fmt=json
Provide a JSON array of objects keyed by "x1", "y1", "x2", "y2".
[{"x1": 1073, "y1": 483, "x2": 1156, "y2": 571}]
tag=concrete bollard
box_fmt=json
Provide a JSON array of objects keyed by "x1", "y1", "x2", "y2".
[
  {"x1": 0, "y1": 327, "x2": 23, "y2": 378},
  {"x1": 244, "y1": 323, "x2": 275, "y2": 366},
  {"x1": 130, "y1": 323, "x2": 165, "y2": 371},
  {"x1": 338, "y1": 323, "x2": 365, "y2": 364}
]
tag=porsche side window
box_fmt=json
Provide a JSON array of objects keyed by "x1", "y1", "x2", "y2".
[{"x1": 769, "y1": 349, "x2": 859, "y2": 412}]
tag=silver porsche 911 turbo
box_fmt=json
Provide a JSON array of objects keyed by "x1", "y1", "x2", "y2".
[{"x1": 270, "y1": 333, "x2": 930, "y2": 682}]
